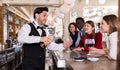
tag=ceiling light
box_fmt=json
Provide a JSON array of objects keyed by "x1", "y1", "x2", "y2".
[{"x1": 86, "y1": 0, "x2": 89, "y2": 5}]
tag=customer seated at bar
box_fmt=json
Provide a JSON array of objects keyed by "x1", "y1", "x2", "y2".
[
  {"x1": 68, "y1": 22, "x2": 79, "y2": 50},
  {"x1": 75, "y1": 17, "x2": 85, "y2": 49},
  {"x1": 72, "y1": 20, "x2": 103, "y2": 52},
  {"x1": 89, "y1": 14, "x2": 118, "y2": 60}
]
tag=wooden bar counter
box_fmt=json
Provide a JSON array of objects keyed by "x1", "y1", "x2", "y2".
[
  {"x1": 45, "y1": 50, "x2": 116, "y2": 70},
  {"x1": 63, "y1": 51, "x2": 116, "y2": 70}
]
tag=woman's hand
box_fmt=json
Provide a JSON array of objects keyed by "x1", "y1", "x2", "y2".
[
  {"x1": 72, "y1": 47, "x2": 84, "y2": 52},
  {"x1": 89, "y1": 47, "x2": 105, "y2": 55},
  {"x1": 89, "y1": 47, "x2": 97, "y2": 54}
]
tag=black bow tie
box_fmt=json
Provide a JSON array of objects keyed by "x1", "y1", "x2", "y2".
[{"x1": 37, "y1": 26, "x2": 44, "y2": 29}]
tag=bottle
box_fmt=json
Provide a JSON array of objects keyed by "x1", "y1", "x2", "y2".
[{"x1": 2, "y1": 44, "x2": 5, "y2": 50}]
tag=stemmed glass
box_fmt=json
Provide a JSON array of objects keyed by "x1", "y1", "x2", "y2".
[
  {"x1": 79, "y1": 39, "x2": 95, "y2": 58},
  {"x1": 85, "y1": 39, "x2": 95, "y2": 47},
  {"x1": 63, "y1": 37, "x2": 73, "y2": 52}
]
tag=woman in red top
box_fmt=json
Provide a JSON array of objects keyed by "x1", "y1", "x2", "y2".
[{"x1": 73, "y1": 20, "x2": 102, "y2": 52}]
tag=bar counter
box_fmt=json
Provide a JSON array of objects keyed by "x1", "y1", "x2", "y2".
[
  {"x1": 45, "y1": 51, "x2": 116, "y2": 70},
  {"x1": 63, "y1": 51, "x2": 116, "y2": 70}
]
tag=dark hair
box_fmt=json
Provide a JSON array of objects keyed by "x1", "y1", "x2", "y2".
[
  {"x1": 34, "y1": 7, "x2": 48, "y2": 19},
  {"x1": 75, "y1": 17, "x2": 85, "y2": 30},
  {"x1": 68, "y1": 22, "x2": 78, "y2": 33},
  {"x1": 76, "y1": 17, "x2": 85, "y2": 23},
  {"x1": 103, "y1": 14, "x2": 118, "y2": 34},
  {"x1": 98, "y1": 23, "x2": 100, "y2": 28}
]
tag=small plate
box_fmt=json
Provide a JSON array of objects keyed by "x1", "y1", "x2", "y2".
[
  {"x1": 87, "y1": 53, "x2": 102, "y2": 58},
  {"x1": 74, "y1": 59, "x2": 84, "y2": 61},
  {"x1": 74, "y1": 57, "x2": 86, "y2": 61},
  {"x1": 87, "y1": 57, "x2": 99, "y2": 61}
]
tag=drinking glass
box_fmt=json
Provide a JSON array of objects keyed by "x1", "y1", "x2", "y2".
[
  {"x1": 85, "y1": 39, "x2": 95, "y2": 47},
  {"x1": 48, "y1": 35, "x2": 54, "y2": 42},
  {"x1": 63, "y1": 37, "x2": 73, "y2": 52}
]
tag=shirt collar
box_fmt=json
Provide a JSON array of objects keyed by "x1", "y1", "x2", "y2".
[
  {"x1": 81, "y1": 27, "x2": 84, "y2": 31},
  {"x1": 33, "y1": 20, "x2": 44, "y2": 28}
]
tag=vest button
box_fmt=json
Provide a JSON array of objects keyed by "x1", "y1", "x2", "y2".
[{"x1": 40, "y1": 56, "x2": 42, "y2": 58}]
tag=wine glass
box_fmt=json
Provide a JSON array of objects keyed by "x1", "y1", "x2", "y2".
[
  {"x1": 85, "y1": 39, "x2": 95, "y2": 47},
  {"x1": 63, "y1": 37, "x2": 73, "y2": 52},
  {"x1": 48, "y1": 35, "x2": 54, "y2": 42}
]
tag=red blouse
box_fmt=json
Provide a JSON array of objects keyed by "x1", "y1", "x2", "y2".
[{"x1": 77, "y1": 32, "x2": 103, "y2": 51}]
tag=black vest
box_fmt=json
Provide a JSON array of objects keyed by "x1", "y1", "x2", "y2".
[{"x1": 22, "y1": 23, "x2": 46, "y2": 59}]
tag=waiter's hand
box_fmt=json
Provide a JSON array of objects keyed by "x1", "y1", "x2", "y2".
[
  {"x1": 40, "y1": 36, "x2": 52, "y2": 46},
  {"x1": 63, "y1": 40, "x2": 72, "y2": 49}
]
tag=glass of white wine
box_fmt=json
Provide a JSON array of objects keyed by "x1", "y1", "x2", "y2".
[{"x1": 63, "y1": 37, "x2": 73, "y2": 52}]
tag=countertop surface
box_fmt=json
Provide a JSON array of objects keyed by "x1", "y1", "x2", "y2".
[
  {"x1": 45, "y1": 51, "x2": 116, "y2": 70},
  {"x1": 63, "y1": 51, "x2": 116, "y2": 70}
]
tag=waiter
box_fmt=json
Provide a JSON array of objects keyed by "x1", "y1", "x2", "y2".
[{"x1": 17, "y1": 7, "x2": 52, "y2": 70}]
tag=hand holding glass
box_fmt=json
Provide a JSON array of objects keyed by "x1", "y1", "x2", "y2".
[
  {"x1": 63, "y1": 37, "x2": 73, "y2": 52},
  {"x1": 63, "y1": 37, "x2": 73, "y2": 47}
]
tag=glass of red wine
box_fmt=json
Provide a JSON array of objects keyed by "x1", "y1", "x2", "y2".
[{"x1": 85, "y1": 39, "x2": 95, "y2": 47}]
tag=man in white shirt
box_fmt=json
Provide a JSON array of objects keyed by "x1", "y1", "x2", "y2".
[
  {"x1": 17, "y1": 7, "x2": 52, "y2": 70},
  {"x1": 17, "y1": 7, "x2": 71, "y2": 70}
]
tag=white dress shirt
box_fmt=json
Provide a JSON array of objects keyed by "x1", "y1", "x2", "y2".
[
  {"x1": 17, "y1": 20, "x2": 43, "y2": 43},
  {"x1": 17, "y1": 20, "x2": 65, "y2": 51},
  {"x1": 47, "y1": 42, "x2": 65, "y2": 51},
  {"x1": 106, "y1": 32, "x2": 118, "y2": 60}
]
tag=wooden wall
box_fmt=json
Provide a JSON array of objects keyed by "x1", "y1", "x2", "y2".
[
  {"x1": 8, "y1": 11, "x2": 27, "y2": 40},
  {"x1": 0, "y1": 6, "x2": 4, "y2": 44},
  {"x1": 0, "y1": 6, "x2": 27, "y2": 48}
]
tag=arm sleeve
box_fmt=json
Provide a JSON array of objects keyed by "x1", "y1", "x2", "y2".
[
  {"x1": 75, "y1": 31, "x2": 81, "y2": 47},
  {"x1": 108, "y1": 32, "x2": 118, "y2": 60},
  {"x1": 94, "y1": 32, "x2": 103, "y2": 49},
  {"x1": 77, "y1": 36, "x2": 85, "y2": 48},
  {"x1": 47, "y1": 42, "x2": 65, "y2": 51},
  {"x1": 77, "y1": 35, "x2": 89, "y2": 51},
  {"x1": 17, "y1": 24, "x2": 40, "y2": 43}
]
